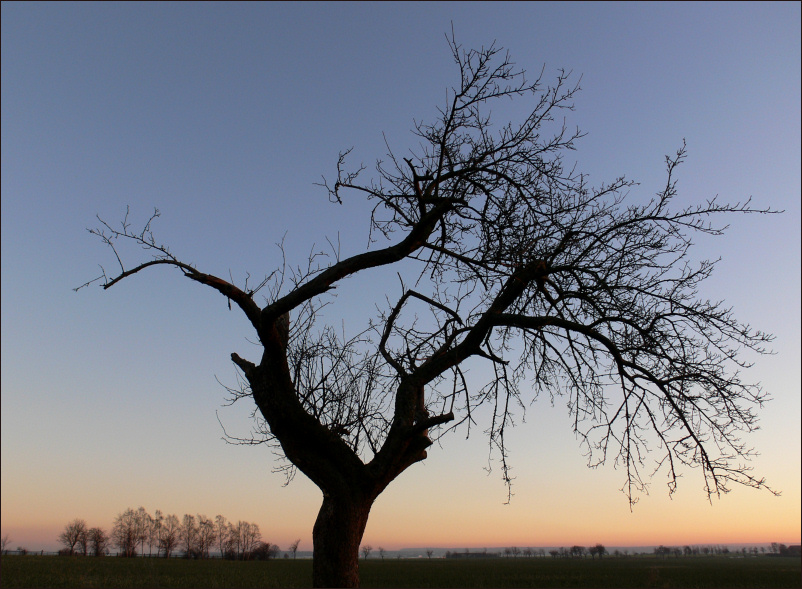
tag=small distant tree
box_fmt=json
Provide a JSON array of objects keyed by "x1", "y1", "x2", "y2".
[
  {"x1": 228, "y1": 522, "x2": 242, "y2": 559},
  {"x1": 250, "y1": 541, "x2": 280, "y2": 560},
  {"x1": 78, "y1": 527, "x2": 89, "y2": 556},
  {"x1": 149, "y1": 510, "x2": 163, "y2": 557},
  {"x1": 159, "y1": 514, "x2": 180, "y2": 558},
  {"x1": 88, "y1": 527, "x2": 110, "y2": 557},
  {"x1": 592, "y1": 544, "x2": 606, "y2": 559},
  {"x1": 58, "y1": 519, "x2": 88, "y2": 556},
  {"x1": 179, "y1": 515, "x2": 198, "y2": 558},
  {"x1": 135, "y1": 507, "x2": 151, "y2": 557},
  {"x1": 361, "y1": 545, "x2": 372, "y2": 560},
  {"x1": 239, "y1": 521, "x2": 261, "y2": 560},
  {"x1": 214, "y1": 515, "x2": 231, "y2": 558},
  {"x1": 426, "y1": 549, "x2": 434, "y2": 559},
  {"x1": 378, "y1": 546, "x2": 386, "y2": 560},
  {"x1": 196, "y1": 515, "x2": 217, "y2": 559},
  {"x1": 273, "y1": 544, "x2": 283, "y2": 559},
  {"x1": 289, "y1": 538, "x2": 301, "y2": 559},
  {"x1": 112, "y1": 509, "x2": 139, "y2": 557},
  {"x1": 1, "y1": 533, "x2": 11, "y2": 554}
]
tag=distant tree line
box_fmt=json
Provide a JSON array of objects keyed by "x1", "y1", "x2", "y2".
[
  {"x1": 430, "y1": 543, "x2": 798, "y2": 560},
  {"x1": 651, "y1": 544, "x2": 796, "y2": 558},
  {"x1": 56, "y1": 507, "x2": 300, "y2": 560}
]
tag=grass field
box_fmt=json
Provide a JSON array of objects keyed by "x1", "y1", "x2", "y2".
[{"x1": 1, "y1": 555, "x2": 800, "y2": 588}]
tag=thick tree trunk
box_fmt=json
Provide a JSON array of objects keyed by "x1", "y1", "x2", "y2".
[{"x1": 312, "y1": 492, "x2": 373, "y2": 588}]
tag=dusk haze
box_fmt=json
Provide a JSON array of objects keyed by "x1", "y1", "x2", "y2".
[{"x1": 1, "y1": 1, "x2": 799, "y2": 575}]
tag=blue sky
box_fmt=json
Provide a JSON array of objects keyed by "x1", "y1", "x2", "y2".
[{"x1": 2, "y1": 2, "x2": 800, "y2": 552}]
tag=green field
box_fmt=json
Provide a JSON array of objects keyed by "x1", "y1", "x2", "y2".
[{"x1": 1, "y1": 555, "x2": 799, "y2": 588}]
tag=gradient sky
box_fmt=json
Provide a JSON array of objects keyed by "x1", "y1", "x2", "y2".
[{"x1": 2, "y1": 2, "x2": 800, "y2": 553}]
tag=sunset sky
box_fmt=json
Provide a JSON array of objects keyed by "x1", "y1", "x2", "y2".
[{"x1": 2, "y1": 2, "x2": 800, "y2": 554}]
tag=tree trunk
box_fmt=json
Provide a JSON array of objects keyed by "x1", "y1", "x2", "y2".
[{"x1": 312, "y1": 492, "x2": 373, "y2": 588}]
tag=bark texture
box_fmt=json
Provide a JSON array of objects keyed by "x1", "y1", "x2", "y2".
[{"x1": 312, "y1": 493, "x2": 373, "y2": 588}]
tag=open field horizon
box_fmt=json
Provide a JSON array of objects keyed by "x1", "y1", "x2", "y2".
[
  {"x1": 4, "y1": 539, "x2": 799, "y2": 559},
  {"x1": 3, "y1": 554, "x2": 801, "y2": 588}
]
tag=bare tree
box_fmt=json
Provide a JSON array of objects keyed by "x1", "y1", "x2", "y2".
[
  {"x1": 148, "y1": 510, "x2": 162, "y2": 557},
  {"x1": 426, "y1": 549, "x2": 434, "y2": 559},
  {"x1": 135, "y1": 507, "x2": 151, "y2": 557},
  {"x1": 361, "y1": 545, "x2": 372, "y2": 560},
  {"x1": 58, "y1": 519, "x2": 87, "y2": 556},
  {"x1": 1, "y1": 534, "x2": 11, "y2": 554},
  {"x1": 228, "y1": 521, "x2": 243, "y2": 559},
  {"x1": 159, "y1": 514, "x2": 180, "y2": 558},
  {"x1": 289, "y1": 538, "x2": 301, "y2": 559},
  {"x1": 87, "y1": 527, "x2": 110, "y2": 557},
  {"x1": 79, "y1": 33, "x2": 777, "y2": 587},
  {"x1": 378, "y1": 546, "x2": 386, "y2": 560},
  {"x1": 78, "y1": 527, "x2": 89, "y2": 556},
  {"x1": 241, "y1": 521, "x2": 261, "y2": 560},
  {"x1": 112, "y1": 509, "x2": 138, "y2": 557},
  {"x1": 196, "y1": 515, "x2": 217, "y2": 559},
  {"x1": 152, "y1": 510, "x2": 164, "y2": 556},
  {"x1": 215, "y1": 515, "x2": 231, "y2": 558},
  {"x1": 179, "y1": 514, "x2": 198, "y2": 558}
]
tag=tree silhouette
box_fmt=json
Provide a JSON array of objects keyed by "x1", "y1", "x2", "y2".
[
  {"x1": 58, "y1": 519, "x2": 87, "y2": 556},
  {"x1": 112, "y1": 509, "x2": 139, "y2": 558},
  {"x1": 289, "y1": 538, "x2": 301, "y2": 559},
  {"x1": 80, "y1": 33, "x2": 776, "y2": 587},
  {"x1": 87, "y1": 527, "x2": 110, "y2": 557},
  {"x1": 158, "y1": 514, "x2": 180, "y2": 558}
]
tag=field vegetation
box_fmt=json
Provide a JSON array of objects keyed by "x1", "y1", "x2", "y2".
[{"x1": 1, "y1": 554, "x2": 800, "y2": 588}]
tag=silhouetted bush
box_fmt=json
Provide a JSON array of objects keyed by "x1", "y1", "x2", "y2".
[{"x1": 249, "y1": 542, "x2": 281, "y2": 561}]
